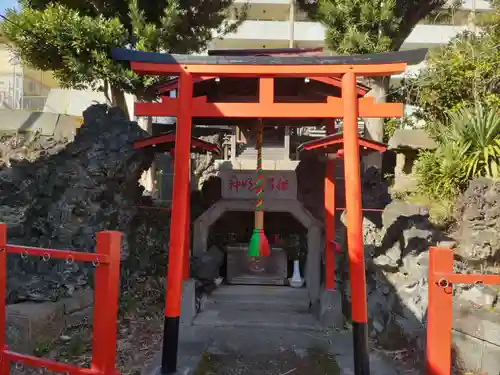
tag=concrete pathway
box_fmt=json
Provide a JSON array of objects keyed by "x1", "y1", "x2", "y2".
[{"x1": 144, "y1": 285, "x2": 422, "y2": 375}]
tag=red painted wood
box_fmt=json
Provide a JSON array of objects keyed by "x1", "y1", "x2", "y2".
[
  {"x1": 165, "y1": 72, "x2": 193, "y2": 318},
  {"x1": 342, "y1": 72, "x2": 368, "y2": 323},
  {"x1": 426, "y1": 247, "x2": 454, "y2": 375},
  {"x1": 91, "y1": 231, "x2": 122, "y2": 374}
]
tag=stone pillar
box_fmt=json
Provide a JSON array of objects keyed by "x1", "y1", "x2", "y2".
[
  {"x1": 284, "y1": 126, "x2": 291, "y2": 160},
  {"x1": 319, "y1": 288, "x2": 344, "y2": 328},
  {"x1": 193, "y1": 218, "x2": 209, "y2": 257},
  {"x1": 230, "y1": 127, "x2": 237, "y2": 165},
  {"x1": 395, "y1": 152, "x2": 406, "y2": 176},
  {"x1": 180, "y1": 279, "x2": 196, "y2": 326},
  {"x1": 138, "y1": 116, "x2": 155, "y2": 195},
  {"x1": 305, "y1": 225, "x2": 322, "y2": 307}
]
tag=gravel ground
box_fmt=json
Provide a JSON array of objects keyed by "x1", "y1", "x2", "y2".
[
  {"x1": 10, "y1": 277, "x2": 165, "y2": 375},
  {"x1": 6, "y1": 277, "x2": 422, "y2": 375},
  {"x1": 195, "y1": 348, "x2": 340, "y2": 375}
]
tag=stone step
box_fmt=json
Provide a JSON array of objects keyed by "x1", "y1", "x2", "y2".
[
  {"x1": 239, "y1": 147, "x2": 286, "y2": 160},
  {"x1": 211, "y1": 285, "x2": 309, "y2": 299},
  {"x1": 204, "y1": 297, "x2": 311, "y2": 313},
  {"x1": 192, "y1": 309, "x2": 323, "y2": 332},
  {"x1": 202, "y1": 285, "x2": 312, "y2": 314}
]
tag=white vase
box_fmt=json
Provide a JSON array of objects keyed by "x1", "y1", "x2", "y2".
[{"x1": 289, "y1": 260, "x2": 304, "y2": 288}]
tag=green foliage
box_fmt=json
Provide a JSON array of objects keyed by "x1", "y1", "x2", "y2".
[
  {"x1": 403, "y1": 2, "x2": 500, "y2": 127},
  {"x1": 383, "y1": 116, "x2": 415, "y2": 143},
  {"x1": 296, "y1": 0, "x2": 446, "y2": 146},
  {"x1": 415, "y1": 143, "x2": 468, "y2": 201},
  {"x1": 2, "y1": 4, "x2": 131, "y2": 91},
  {"x1": 297, "y1": 0, "x2": 447, "y2": 54},
  {"x1": 406, "y1": 1, "x2": 500, "y2": 210},
  {"x1": 1, "y1": 0, "x2": 242, "y2": 109},
  {"x1": 415, "y1": 103, "x2": 500, "y2": 201},
  {"x1": 403, "y1": 33, "x2": 500, "y2": 127},
  {"x1": 443, "y1": 103, "x2": 500, "y2": 179},
  {"x1": 403, "y1": 192, "x2": 454, "y2": 228}
]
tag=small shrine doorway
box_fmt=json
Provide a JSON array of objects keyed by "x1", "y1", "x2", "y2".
[{"x1": 193, "y1": 168, "x2": 323, "y2": 300}]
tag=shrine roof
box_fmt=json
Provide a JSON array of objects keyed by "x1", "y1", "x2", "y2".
[
  {"x1": 133, "y1": 132, "x2": 220, "y2": 154},
  {"x1": 207, "y1": 47, "x2": 324, "y2": 56},
  {"x1": 297, "y1": 132, "x2": 387, "y2": 154},
  {"x1": 112, "y1": 48, "x2": 428, "y2": 67}
]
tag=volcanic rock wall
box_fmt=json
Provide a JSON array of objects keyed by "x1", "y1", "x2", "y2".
[
  {"x1": 453, "y1": 177, "x2": 500, "y2": 264},
  {"x1": 0, "y1": 105, "x2": 169, "y2": 303},
  {"x1": 339, "y1": 179, "x2": 500, "y2": 373}
]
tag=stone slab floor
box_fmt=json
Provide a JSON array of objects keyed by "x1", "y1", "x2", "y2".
[
  {"x1": 144, "y1": 285, "x2": 423, "y2": 375},
  {"x1": 143, "y1": 327, "x2": 424, "y2": 375},
  {"x1": 183, "y1": 326, "x2": 422, "y2": 375}
]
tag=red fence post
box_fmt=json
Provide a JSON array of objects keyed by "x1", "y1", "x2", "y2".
[
  {"x1": 426, "y1": 247, "x2": 454, "y2": 375},
  {"x1": 0, "y1": 224, "x2": 7, "y2": 375},
  {"x1": 91, "y1": 231, "x2": 122, "y2": 375}
]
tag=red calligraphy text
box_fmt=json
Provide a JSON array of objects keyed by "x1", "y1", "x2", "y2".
[
  {"x1": 270, "y1": 177, "x2": 289, "y2": 192},
  {"x1": 228, "y1": 176, "x2": 255, "y2": 192}
]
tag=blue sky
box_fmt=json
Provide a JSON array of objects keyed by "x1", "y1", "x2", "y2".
[{"x1": 0, "y1": 0, "x2": 19, "y2": 16}]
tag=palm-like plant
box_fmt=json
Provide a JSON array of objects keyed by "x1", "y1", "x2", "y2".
[
  {"x1": 415, "y1": 143, "x2": 468, "y2": 200},
  {"x1": 441, "y1": 102, "x2": 500, "y2": 179}
]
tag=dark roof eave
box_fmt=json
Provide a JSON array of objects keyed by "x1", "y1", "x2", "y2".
[
  {"x1": 112, "y1": 48, "x2": 428, "y2": 67},
  {"x1": 297, "y1": 132, "x2": 387, "y2": 153},
  {"x1": 133, "y1": 132, "x2": 220, "y2": 154},
  {"x1": 207, "y1": 47, "x2": 324, "y2": 56}
]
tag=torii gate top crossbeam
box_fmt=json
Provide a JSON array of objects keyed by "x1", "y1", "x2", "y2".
[{"x1": 112, "y1": 48, "x2": 428, "y2": 77}]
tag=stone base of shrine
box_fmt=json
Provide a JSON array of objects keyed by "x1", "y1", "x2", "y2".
[
  {"x1": 141, "y1": 338, "x2": 207, "y2": 375},
  {"x1": 180, "y1": 279, "x2": 196, "y2": 326},
  {"x1": 318, "y1": 288, "x2": 344, "y2": 328}
]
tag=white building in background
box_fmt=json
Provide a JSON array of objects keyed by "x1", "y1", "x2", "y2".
[
  {"x1": 212, "y1": 0, "x2": 492, "y2": 49},
  {"x1": 209, "y1": 0, "x2": 492, "y2": 81}
]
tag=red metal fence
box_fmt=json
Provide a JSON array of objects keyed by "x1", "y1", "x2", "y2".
[
  {"x1": 0, "y1": 223, "x2": 122, "y2": 375},
  {"x1": 426, "y1": 247, "x2": 500, "y2": 375}
]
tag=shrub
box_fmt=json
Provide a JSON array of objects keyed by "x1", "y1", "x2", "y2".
[
  {"x1": 443, "y1": 103, "x2": 500, "y2": 179},
  {"x1": 415, "y1": 143, "x2": 468, "y2": 201},
  {"x1": 415, "y1": 102, "x2": 500, "y2": 201}
]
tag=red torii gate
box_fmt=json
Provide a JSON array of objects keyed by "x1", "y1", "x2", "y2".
[
  {"x1": 298, "y1": 132, "x2": 387, "y2": 290},
  {"x1": 133, "y1": 132, "x2": 220, "y2": 280},
  {"x1": 112, "y1": 47, "x2": 427, "y2": 375}
]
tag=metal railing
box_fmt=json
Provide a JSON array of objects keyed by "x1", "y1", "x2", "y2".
[
  {"x1": 0, "y1": 223, "x2": 122, "y2": 375},
  {"x1": 426, "y1": 247, "x2": 500, "y2": 375}
]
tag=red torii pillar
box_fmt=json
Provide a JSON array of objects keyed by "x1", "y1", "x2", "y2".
[
  {"x1": 300, "y1": 127, "x2": 387, "y2": 295},
  {"x1": 133, "y1": 132, "x2": 220, "y2": 282},
  {"x1": 169, "y1": 147, "x2": 191, "y2": 281},
  {"x1": 342, "y1": 72, "x2": 371, "y2": 374}
]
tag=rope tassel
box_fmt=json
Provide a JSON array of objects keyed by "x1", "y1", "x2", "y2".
[{"x1": 248, "y1": 121, "x2": 270, "y2": 257}]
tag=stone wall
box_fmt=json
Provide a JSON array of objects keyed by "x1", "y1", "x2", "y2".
[
  {"x1": 0, "y1": 104, "x2": 170, "y2": 303},
  {"x1": 452, "y1": 300, "x2": 500, "y2": 374},
  {"x1": 453, "y1": 177, "x2": 500, "y2": 264},
  {"x1": 338, "y1": 179, "x2": 500, "y2": 373},
  {"x1": 6, "y1": 288, "x2": 93, "y2": 353},
  {"x1": 0, "y1": 109, "x2": 81, "y2": 140}
]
